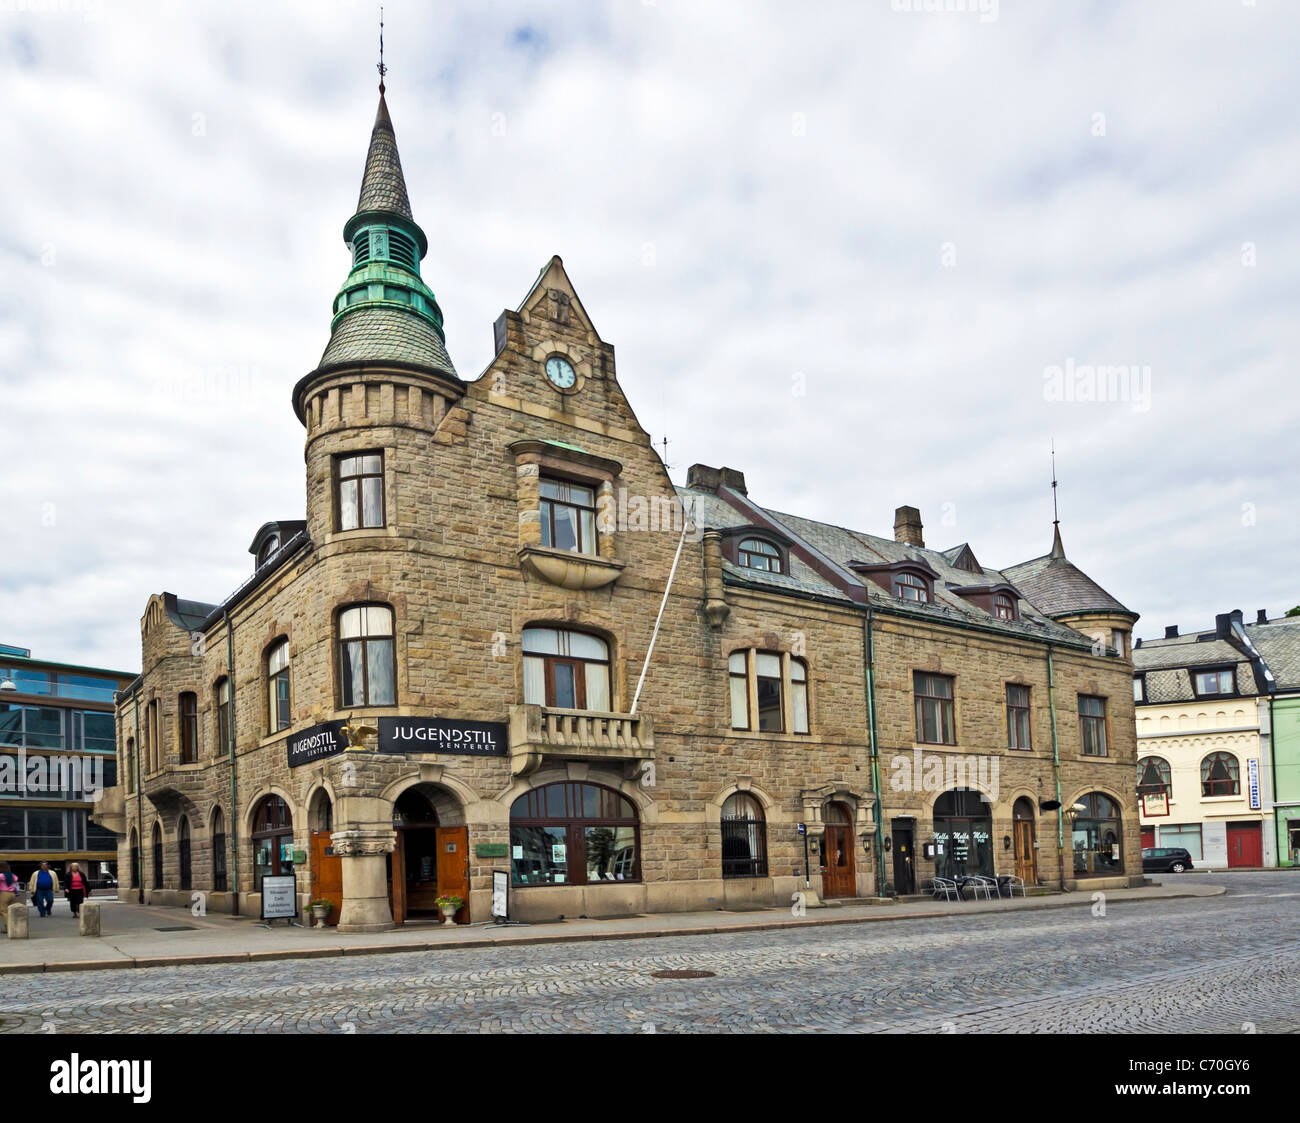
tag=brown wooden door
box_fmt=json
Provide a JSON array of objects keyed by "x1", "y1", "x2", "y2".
[
  {"x1": 310, "y1": 829, "x2": 343, "y2": 926},
  {"x1": 435, "y1": 826, "x2": 470, "y2": 923},
  {"x1": 1013, "y1": 820, "x2": 1037, "y2": 885},
  {"x1": 388, "y1": 830, "x2": 406, "y2": 926},
  {"x1": 821, "y1": 825, "x2": 856, "y2": 898}
]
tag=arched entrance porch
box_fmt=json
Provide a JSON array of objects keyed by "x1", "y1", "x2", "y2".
[{"x1": 387, "y1": 783, "x2": 470, "y2": 925}]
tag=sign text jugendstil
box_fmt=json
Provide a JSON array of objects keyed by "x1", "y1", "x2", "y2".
[{"x1": 377, "y1": 717, "x2": 508, "y2": 757}]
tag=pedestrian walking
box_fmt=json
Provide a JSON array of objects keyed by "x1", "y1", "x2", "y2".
[
  {"x1": 65, "y1": 862, "x2": 90, "y2": 918},
  {"x1": 28, "y1": 862, "x2": 59, "y2": 917},
  {"x1": 0, "y1": 861, "x2": 20, "y2": 933}
]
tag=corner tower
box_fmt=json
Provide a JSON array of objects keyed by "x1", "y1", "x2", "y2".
[{"x1": 293, "y1": 88, "x2": 464, "y2": 547}]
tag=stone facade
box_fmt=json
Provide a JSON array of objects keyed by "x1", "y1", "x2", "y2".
[{"x1": 108, "y1": 92, "x2": 1144, "y2": 930}]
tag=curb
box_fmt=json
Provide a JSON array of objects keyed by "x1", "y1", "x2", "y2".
[{"x1": 0, "y1": 887, "x2": 1225, "y2": 976}]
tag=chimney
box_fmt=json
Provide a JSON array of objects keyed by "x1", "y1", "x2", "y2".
[
  {"x1": 719, "y1": 467, "x2": 748, "y2": 495},
  {"x1": 894, "y1": 505, "x2": 924, "y2": 548},
  {"x1": 685, "y1": 464, "x2": 747, "y2": 496},
  {"x1": 1215, "y1": 610, "x2": 1243, "y2": 639},
  {"x1": 1164, "y1": 625, "x2": 1179, "y2": 639},
  {"x1": 1257, "y1": 609, "x2": 1268, "y2": 625}
]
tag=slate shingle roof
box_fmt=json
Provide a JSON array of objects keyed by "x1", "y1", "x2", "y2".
[
  {"x1": 1247, "y1": 618, "x2": 1300, "y2": 691},
  {"x1": 320, "y1": 306, "x2": 457, "y2": 379},
  {"x1": 355, "y1": 94, "x2": 413, "y2": 220},
  {"x1": 1002, "y1": 528, "x2": 1134, "y2": 619}
]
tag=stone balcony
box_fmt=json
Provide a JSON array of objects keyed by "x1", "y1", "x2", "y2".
[{"x1": 508, "y1": 704, "x2": 655, "y2": 778}]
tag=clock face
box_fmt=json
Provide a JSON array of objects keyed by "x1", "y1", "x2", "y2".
[{"x1": 544, "y1": 356, "x2": 577, "y2": 389}]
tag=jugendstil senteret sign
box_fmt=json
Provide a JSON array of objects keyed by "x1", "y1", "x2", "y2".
[
  {"x1": 286, "y1": 721, "x2": 347, "y2": 768},
  {"x1": 377, "y1": 716, "x2": 508, "y2": 757}
]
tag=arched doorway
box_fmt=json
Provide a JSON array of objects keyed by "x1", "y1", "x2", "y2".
[
  {"x1": 308, "y1": 790, "x2": 341, "y2": 926},
  {"x1": 251, "y1": 795, "x2": 294, "y2": 892},
  {"x1": 211, "y1": 807, "x2": 227, "y2": 892},
  {"x1": 177, "y1": 816, "x2": 192, "y2": 891},
  {"x1": 1012, "y1": 797, "x2": 1037, "y2": 885},
  {"x1": 151, "y1": 822, "x2": 163, "y2": 890},
  {"x1": 820, "y1": 801, "x2": 856, "y2": 898},
  {"x1": 129, "y1": 827, "x2": 140, "y2": 892},
  {"x1": 1072, "y1": 792, "x2": 1123, "y2": 877},
  {"x1": 387, "y1": 785, "x2": 469, "y2": 925},
  {"x1": 933, "y1": 789, "x2": 993, "y2": 879}
]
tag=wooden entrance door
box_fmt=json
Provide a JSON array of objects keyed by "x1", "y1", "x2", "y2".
[
  {"x1": 310, "y1": 829, "x2": 342, "y2": 926},
  {"x1": 388, "y1": 832, "x2": 407, "y2": 925},
  {"x1": 820, "y1": 803, "x2": 856, "y2": 898},
  {"x1": 1013, "y1": 820, "x2": 1037, "y2": 885},
  {"x1": 436, "y1": 825, "x2": 470, "y2": 923},
  {"x1": 1227, "y1": 822, "x2": 1262, "y2": 868}
]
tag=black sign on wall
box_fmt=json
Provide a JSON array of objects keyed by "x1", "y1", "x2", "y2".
[
  {"x1": 286, "y1": 721, "x2": 347, "y2": 768},
  {"x1": 377, "y1": 717, "x2": 508, "y2": 757}
]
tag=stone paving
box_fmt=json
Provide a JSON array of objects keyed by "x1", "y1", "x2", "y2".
[{"x1": 0, "y1": 872, "x2": 1294, "y2": 1033}]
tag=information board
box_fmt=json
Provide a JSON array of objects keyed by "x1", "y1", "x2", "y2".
[
  {"x1": 260, "y1": 874, "x2": 298, "y2": 920},
  {"x1": 491, "y1": 869, "x2": 509, "y2": 920}
]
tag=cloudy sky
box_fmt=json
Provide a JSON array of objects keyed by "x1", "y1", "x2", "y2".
[{"x1": 2, "y1": 0, "x2": 1297, "y2": 673}]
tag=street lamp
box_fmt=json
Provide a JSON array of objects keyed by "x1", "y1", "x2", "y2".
[{"x1": 0, "y1": 679, "x2": 16, "y2": 693}]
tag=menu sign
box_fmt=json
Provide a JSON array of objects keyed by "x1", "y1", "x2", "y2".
[
  {"x1": 260, "y1": 874, "x2": 298, "y2": 920},
  {"x1": 286, "y1": 721, "x2": 347, "y2": 769},
  {"x1": 377, "y1": 717, "x2": 508, "y2": 757}
]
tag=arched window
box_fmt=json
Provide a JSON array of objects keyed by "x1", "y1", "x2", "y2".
[
  {"x1": 338, "y1": 604, "x2": 395, "y2": 706},
  {"x1": 266, "y1": 640, "x2": 291, "y2": 733},
  {"x1": 932, "y1": 789, "x2": 993, "y2": 879},
  {"x1": 1072, "y1": 792, "x2": 1123, "y2": 877},
  {"x1": 256, "y1": 535, "x2": 280, "y2": 567},
  {"x1": 211, "y1": 807, "x2": 227, "y2": 892},
  {"x1": 215, "y1": 677, "x2": 231, "y2": 756},
  {"x1": 522, "y1": 628, "x2": 610, "y2": 711},
  {"x1": 151, "y1": 822, "x2": 163, "y2": 890},
  {"x1": 178, "y1": 816, "x2": 192, "y2": 891},
  {"x1": 721, "y1": 792, "x2": 767, "y2": 879},
  {"x1": 251, "y1": 795, "x2": 294, "y2": 892},
  {"x1": 893, "y1": 571, "x2": 931, "y2": 603},
  {"x1": 993, "y1": 594, "x2": 1016, "y2": 621},
  {"x1": 1137, "y1": 756, "x2": 1171, "y2": 794},
  {"x1": 178, "y1": 691, "x2": 198, "y2": 763},
  {"x1": 737, "y1": 538, "x2": 783, "y2": 574},
  {"x1": 1201, "y1": 752, "x2": 1240, "y2": 796},
  {"x1": 509, "y1": 782, "x2": 639, "y2": 886},
  {"x1": 129, "y1": 827, "x2": 140, "y2": 889}
]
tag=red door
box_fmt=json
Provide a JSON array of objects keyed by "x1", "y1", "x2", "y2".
[
  {"x1": 1141, "y1": 828, "x2": 1155, "y2": 850},
  {"x1": 1227, "y1": 823, "x2": 1262, "y2": 868}
]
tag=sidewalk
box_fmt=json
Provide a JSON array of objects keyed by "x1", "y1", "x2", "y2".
[{"x1": 0, "y1": 880, "x2": 1225, "y2": 976}]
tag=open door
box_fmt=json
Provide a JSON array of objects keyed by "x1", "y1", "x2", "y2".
[
  {"x1": 310, "y1": 829, "x2": 343, "y2": 925},
  {"x1": 388, "y1": 834, "x2": 407, "y2": 926},
  {"x1": 820, "y1": 803, "x2": 856, "y2": 899},
  {"x1": 436, "y1": 825, "x2": 470, "y2": 923}
]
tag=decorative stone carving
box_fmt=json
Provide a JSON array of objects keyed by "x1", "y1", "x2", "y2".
[{"x1": 329, "y1": 828, "x2": 396, "y2": 857}]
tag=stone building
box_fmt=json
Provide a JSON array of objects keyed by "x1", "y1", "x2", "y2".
[{"x1": 101, "y1": 88, "x2": 1143, "y2": 930}]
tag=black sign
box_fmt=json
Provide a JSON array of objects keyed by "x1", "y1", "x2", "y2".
[
  {"x1": 286, "y1": 721, "x2": 347, "y2": 768},
  {"x1": 377, "y1": 716, "x2": 508, "y2": 757}
]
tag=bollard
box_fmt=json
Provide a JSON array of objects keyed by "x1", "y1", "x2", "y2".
[
  {"x1": 6, "y1": 902, "x2": 30, "y2": 939},
  {"x1": 79, "y1": 900, "x2": 101, "y2": 937}
]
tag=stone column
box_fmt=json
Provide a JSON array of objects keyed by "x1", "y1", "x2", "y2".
[
  {"x1": 332, "y1": 827, "x2": 397, "y2": 933},
  {"x1": 79, "y1": 901, "x2": 101, "y2": 937}
]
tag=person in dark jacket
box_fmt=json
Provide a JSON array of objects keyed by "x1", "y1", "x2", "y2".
[{"x1": 65, "y1": 862, "x2": 91, "y2": 917}]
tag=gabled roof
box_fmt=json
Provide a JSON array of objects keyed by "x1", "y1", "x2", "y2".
[
  {"x1": 1002, "y1": 525, "x2": 1135, "y2": 620},
  {"x1": 941, "y1": 543, "x2": 982, "y2": 574}
]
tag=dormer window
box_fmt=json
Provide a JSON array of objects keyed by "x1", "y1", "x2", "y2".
[
  {"x1": 256, "y1": 536, "x2": 280, "y2": 568},
  {"x1": 737, "y1": 538, "x2": 784, "y2": 574},
  {"x1": 1193, "y1": 668, "x2": 1234, "y2": 697},
  {"x1": 993, "y1": 594, "x2": 1016, "y2": 621},
  {"x1": 894, "y1": 572, "x2": 931, "y2": 603}
]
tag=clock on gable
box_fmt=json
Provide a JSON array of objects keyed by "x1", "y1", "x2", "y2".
[{"x1": 544, "y1": 355, "x2": 577, "y2": 390}]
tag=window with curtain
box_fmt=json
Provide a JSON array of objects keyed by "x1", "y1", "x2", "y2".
[
  {"x1": 337, "y1": 452, "x2": 384, "y2": 531},
  {"x1": 1078, "y1": 695, "x2": 1108, "y2": 756},
  {"x1": 339, "y1": 604, "x2": 396, "y2": 707},
  {"x1": 539, "y1": 477, "x2": 597, "y2": 555},
  {"x1": 215, "y1": 677, "x2": 230, "y2": 755},
  {"x1": 737, "y1": 538, "x2": 783, "y2": 573},
  {"x1": 522, "y1": 627, "x2": 610, "y2": 710},
  {"x1": 993, "y1": 594, "x2": 1016, "y2": 620},
  {"x1": 1194, "y1": 668, "x2": 1234, "y2": 697},
  {"x1": 267, "y1": 641, "x2": 291, "y2": 733},
  {"x1": 721, "y1": 792, "x2": 768, "y2": 878},
  {"x1": 894, "y1": 571, "x2": 931, "y2": 602},
  {"x1": 1137, "y1": 756, "x2": 1171, "y2": 795},
  {"x1": 790, "y1": 658, "x2": 809, "y2": 734},
  {"x1": 1006, "y1": 684, "x2": 1031, "y2": 749},
  {"x1": 509, "y1": 782, "x2": 639, "y2": 886},
  {"x1": 914, "y1": 672, "x2": 955, "y2": 744},
  {"x1": 727, "y1": 650, "x2": 809, "y2": 735},
  {"x1": 729, "y1": 652, "x2": 749, "y2": 730},
  {"x1": 1201, "y1": 752, "x2": 1240, "y2": 796},
  {"x1": 178, "y1": 692, "x2": 198, "y2": 764}
]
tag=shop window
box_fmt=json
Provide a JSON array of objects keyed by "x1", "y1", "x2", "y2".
[
  {"x1": 1159, "y1": 822, "x2": 1203, "y2": 861},
  {"x1": 933, "y1": 789, "x2": 993, "y2": 880},
  {"x1": 251, "y1": 795, "x2": 294, "y2": 893},
  {"x1": 267, "y1": 640, "x2": 291, "y2": 733},
  {"x1": 1006, "y1": 684, "x2": 1031, "y2": 749},
  {"x1": 721, "y1": 792, "x2": 768, "y2": 879},
  {"x1": 914, "y1": 672, "x2": 955, "y2": 744},
  {"x1": 737, "y1": 538, "x2": 784, "y2": 574},
  {"x1": 1201, "y1": 751, "x2": 1240, "y2": 797},
  {"x1": 509, "y1": 782, "x2": 639, "y2": 887},
  {"x1": 178, "y1": 692, "x2": 198, "y2": 764},
  {"x1": 337, "y1": 452, "x2": 384, "y2": 531},
  {"x1": 338, "y1": 604, "x2": 396, "y2": 707},
  {"x1": 539, "y1": 477, "x2": 597, "y2": 555},
  {"x1": 522, "y1": 627, "x2": 610, "y2": 711},
  {"x1": 1078, "y1": 695, "x2": 1108, "y2": 756},
  {"x1": 1071, "y1": 792, "x2": 1123, "y2": 877}
]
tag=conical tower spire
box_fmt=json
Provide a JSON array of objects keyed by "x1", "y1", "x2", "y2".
[
  {"x1": 355, "y1": 91, "x2": 412, "y2": 222},
  {"x1": 1049, "y1": 441, "x2": 1065, "y2": 558}
]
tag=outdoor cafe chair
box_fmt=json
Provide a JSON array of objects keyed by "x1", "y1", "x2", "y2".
[{"x1": 930, "y1": 876, "x2": 960, "y2": 902}]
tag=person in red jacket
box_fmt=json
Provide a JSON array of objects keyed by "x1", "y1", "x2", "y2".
[{"x1": 65, "y1": 862, "x2": 91, "y2": 918}]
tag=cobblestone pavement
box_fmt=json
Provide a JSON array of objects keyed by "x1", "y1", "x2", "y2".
[{"x1": 1, "y1": 872, "x2": 1295, "y2": 1033}]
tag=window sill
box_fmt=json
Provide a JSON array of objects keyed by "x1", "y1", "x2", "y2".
[
  {"x1": 518, "y1": 545, "x2": 625, "y2": 590},
  {"x1": 729, "y1": 729, "x2": 811, "y2": 740}
]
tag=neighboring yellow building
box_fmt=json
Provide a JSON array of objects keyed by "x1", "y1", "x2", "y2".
[{"x1": 1133, "y1": 611, "x2": 1274, "y2": 867}]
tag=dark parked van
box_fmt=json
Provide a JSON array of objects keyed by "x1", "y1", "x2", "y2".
[{"x1": 1142, "y1": 847, "x2": 1194, "y2": 873}]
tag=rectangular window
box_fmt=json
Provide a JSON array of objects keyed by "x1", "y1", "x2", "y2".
[
  {"x1": 728, "y1": 652, "x2": 749, "y2": 730},
  {"x1": 1160, "y1": 823, "x2": 1203, "y2": 862},
  {"x1": 1133, "y1": 677, "x2": 1144, "y2": 703},
  {"x1": 216, "y1": 679, "x2": 231, "y2": 755},
  {"x1": 914, "y1": 672, "x2": 955, "y2": 744},
  {"x1": 1194, "y1": 669, "x2": 1234, "y2": 696},
  {"x1": 1079, "y1": 694, "x2": 1108, "y2": 756},
  {"x1": 179, "y1": 692, "x2": 198, "y2": 764},
  {"x1": 540, "y1": 478, "x2": 597, "y2": 555},
  {"x1": 1006, "y1": 684, "x2": 1031, "y2": 749},
  {"x1": 755, "y1": 652, "x2": 783, "y2": 732},
  {"x1": 1110, "y1": 629, "x2": 1127, "y2": 658},
  {"x1": 791, "y1": 659, "x2": 809, "y2": 735},
  {"x1": 337, "y1": 452, "x2": 384, "y2": 531}
]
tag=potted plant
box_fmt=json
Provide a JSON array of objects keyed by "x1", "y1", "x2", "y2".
[
  {"x1": 434, "y1": 894, "x2": 463, "y2": 924},
  {"x1": 307, "y1": 898, "x2": 332, "y2": 926}
]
